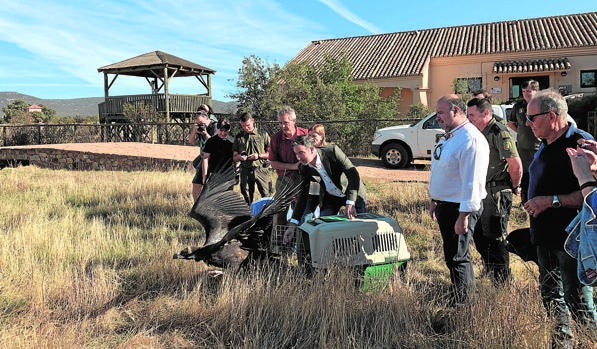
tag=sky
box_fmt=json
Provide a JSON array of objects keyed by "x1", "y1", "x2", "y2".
[{"x1": 0, "y1": 1, "x2": 595, "y2": 102}]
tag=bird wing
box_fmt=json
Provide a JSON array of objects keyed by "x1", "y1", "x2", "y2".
[
  {"x1": 179, "y1": 168, "x2": 304, "y2": 263},
  {"x1": 188, "y1": 164, "x2": 251, "y2": 247},
  {"x1": 237, "y1": 175, "x2": 305, "y2": 241}
]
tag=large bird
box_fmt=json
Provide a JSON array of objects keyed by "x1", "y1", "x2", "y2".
[{"x1": 174, "y1": 164, "x2": 303, "y2": 270}]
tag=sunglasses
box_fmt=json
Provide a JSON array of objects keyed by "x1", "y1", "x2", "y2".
[{"x1": 526, "y1": 111, "x2": 550, "y2": 123}]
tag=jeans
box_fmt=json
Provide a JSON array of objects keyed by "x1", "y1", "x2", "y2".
[
  {"x1": 435, "y1": 201, "x2": 481, "y2": 304},
  {"x1": 536, "y1": 246, "x2": 597, "y2": 348}
]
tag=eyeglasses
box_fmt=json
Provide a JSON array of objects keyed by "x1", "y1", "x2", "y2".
[
  {"x1": 433, "y1": 143, "x2": 443, "y2": 160},
  {"x1": 526, "y1": 111, "x2": 550, "y2": 123}
]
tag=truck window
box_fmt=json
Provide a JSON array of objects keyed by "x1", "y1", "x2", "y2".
[{"x1": 422, "y1": 114, "x2": 440, "y2": 129}]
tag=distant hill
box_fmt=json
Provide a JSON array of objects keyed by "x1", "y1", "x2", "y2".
[{"x1": 0, "y1": 92, "x2": 237, "y2": 117}]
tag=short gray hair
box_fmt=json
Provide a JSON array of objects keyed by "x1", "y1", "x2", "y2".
[
  {"x1": 530, "y1": 89, "x2": 567, "y2": 118},
  {"x1": 277, "y1": 106, "x2": 297, "y2": 122}
]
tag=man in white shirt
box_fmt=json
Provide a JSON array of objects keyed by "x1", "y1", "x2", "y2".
[{"x1": 429, "y1": 95, "x2": 490, "y2": 306}]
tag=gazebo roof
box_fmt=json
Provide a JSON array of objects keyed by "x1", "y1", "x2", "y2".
[{"x1": 97, "y1": 50, "x2": 216, "y2": 78}]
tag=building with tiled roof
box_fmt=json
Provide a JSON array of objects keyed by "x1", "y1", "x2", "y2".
[
  {"x1": 26, "y1": 104, "x2": 43, "y2": 113},
  {"x1": 291, "y1": 12, "x2": 597, "y2": 114}
]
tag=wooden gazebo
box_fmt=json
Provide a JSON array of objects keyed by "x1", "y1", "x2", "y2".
[{"x1": 97, "y1": 50, "x2": 216, "y2": 123}]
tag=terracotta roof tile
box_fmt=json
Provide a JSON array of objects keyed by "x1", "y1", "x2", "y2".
[{"x1": 291, "y1": 12, "x2": 597, "y2": 80}]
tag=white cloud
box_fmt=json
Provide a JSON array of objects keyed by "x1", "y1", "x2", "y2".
[
  {"x1": 316, "y1": 0, "x2": 382, "y2": 34},
  {"x1": 0, "y1": 0, "x2": 326, "y2": 100}
]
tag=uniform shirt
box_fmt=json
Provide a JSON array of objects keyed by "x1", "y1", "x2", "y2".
[
  {"x1": 268, "y1": 127, "x2": 309, "y2": 178},
  {"x1": 482, "y1": 117, "x2": 519, "y2": 184},
  {"x1": 232, "y1": 127, "x2": 270, "y2": 169},
  {"x1": 528, "y1": 123, "x2": 594, "y2": 248},
  {"x1": 429, "y1": 121, "x2": 489, "y2": 212},
  {"x1": 508, "y1": 100, "x2": 541, "y2": 151}
]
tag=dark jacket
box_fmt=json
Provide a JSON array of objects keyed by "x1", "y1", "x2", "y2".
[{"x1": 291, "y1": 145, "x2": 366, "y2": 221}]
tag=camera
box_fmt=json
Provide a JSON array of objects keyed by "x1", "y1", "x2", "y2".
[
  {"x1": 240, "y1": 151, "x2": 248, "y2": 157},
  {"x1": 195, "y1": 123, "x2": 206, "y2": 132}
]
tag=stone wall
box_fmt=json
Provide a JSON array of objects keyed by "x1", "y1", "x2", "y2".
[{"x1": 0, "y1": 148, "x2": 190, "y2": 171}]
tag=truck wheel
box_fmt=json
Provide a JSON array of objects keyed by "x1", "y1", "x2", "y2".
[{"x1": 381, "y1": 143, "x2": 410, "y2": 168}]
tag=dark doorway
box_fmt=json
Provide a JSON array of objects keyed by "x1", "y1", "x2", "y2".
[{"x1": 509, "y1": 76, "x2": 549, "y2": 101}]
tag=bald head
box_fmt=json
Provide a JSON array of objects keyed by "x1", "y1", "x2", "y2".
[{"x1": 435, "y1": 95, "x2": 468, "y2": 131}]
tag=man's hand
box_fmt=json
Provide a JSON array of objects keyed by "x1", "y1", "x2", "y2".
[
  {"x1": 345, "y1": 204, "x2": 356, "y2": 219},
  {"x1": 429, "y1": 200, "x2": 437, "y2": 221},
  {"x1": 512, "y1": 186, "x2": 522, "y2": 196},
  {"x1": 454, "y1": 213, "x2": 469, "y2": 235},
  {"x1": 523, "y1": 196, "x2": 552, "y2": 218},
  {"x1": 283, "y1": 225, "x2": 297, "y2": 244}
]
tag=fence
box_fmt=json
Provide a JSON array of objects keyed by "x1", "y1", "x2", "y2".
[{"x1": 0, "y1": 118, "x2": 416, "y2": 157}]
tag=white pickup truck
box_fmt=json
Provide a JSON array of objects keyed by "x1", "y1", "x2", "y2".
[{"x1": 371, "y1": 105, "x2": 512, "y2": 168}]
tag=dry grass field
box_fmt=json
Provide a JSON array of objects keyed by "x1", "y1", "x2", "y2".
[{"x1": 0, "y1": 165, "x2": 594, "y2": 348}]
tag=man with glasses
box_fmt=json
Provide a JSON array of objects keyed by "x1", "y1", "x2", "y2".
[
  {"x1": 522, "y1": 90, "x2": 596, "y2": 348},
  {"x1": 467, "y1": 97, "x2": 522, "y2": 286},
  {"x1": 200, "y1": 118, "x2": 235, "y2": 193},
  {"x1": 268, "y1": 106, "x2": 309, "y2": 227},
  {"x1": 268, "y1": 106, "x2": 309, "y2": 193},
  {"x1": 429, "y1": 95, "x2": 489, "y2": 306},
  {"x1": 508, "y1": 80, "x2": 541, "y2": 202},
  {"x1": 233, "y1": 112, "x2": 272, "y2": 204}
]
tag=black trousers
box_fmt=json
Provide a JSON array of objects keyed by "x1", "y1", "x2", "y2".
[
  {"x1": 435, "y1": 201, "x2": 482, "y2": 304},
  {"x1": 473, "y1": 187, "x2": 512, "y2": 285}
]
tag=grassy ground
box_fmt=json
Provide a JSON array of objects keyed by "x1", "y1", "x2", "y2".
[{"x1": 0, "y1": 166, "x2": 594, "y2": 348}]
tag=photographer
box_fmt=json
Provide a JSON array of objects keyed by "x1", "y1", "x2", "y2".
[
  {"x1": 232, "y1": 112, "x2": 272, "y2": 204},
  {"x1": 189, "y1": 110, "x2": 217, "y2": 202}
]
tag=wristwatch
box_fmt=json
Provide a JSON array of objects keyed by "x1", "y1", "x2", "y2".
[{"x1": 551, "y1": 195, "x2": 561, "y2": 208}]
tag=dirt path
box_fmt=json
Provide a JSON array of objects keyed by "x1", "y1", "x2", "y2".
[
  {"x1": 351, "y1": 158, "x2": 430, "y2": 182},
  {"x1": 5, "y1": 142, "x2": 430, "y2": 182}
]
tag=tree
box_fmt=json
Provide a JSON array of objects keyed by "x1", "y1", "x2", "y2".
[
  {"x1": 1, "y1": 100, "x2": 57, "y2": 123},
  {"x1": 41, "y1": 105, "x2": 56, "y2": 122},
  {"x1": 7, "y1": 110, "x2": 34, "y2": 124},
  {"x1": 2, "y1": 99, "x2": 29, "y2": 123},
  {"x1": 406, "y1": 103, "x2": 432, "y2": 120},
  {"x1": 228, "y1": 55, "x2": 280, "y2": 118},
  {"x1": 264, "y1": 54, "x2": 401, "y2": 122},
  {"x1": 263, "y1": 54, "x2": 401, "y2": 155}
]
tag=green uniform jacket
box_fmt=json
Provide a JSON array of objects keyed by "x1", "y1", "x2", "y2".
[{"x1": 482, "y1": 117, "x2": 519, "y2": 184}]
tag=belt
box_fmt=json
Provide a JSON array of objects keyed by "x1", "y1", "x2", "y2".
[{"x1": 432, "y1": 199, "x2": 458, "y2": 205}]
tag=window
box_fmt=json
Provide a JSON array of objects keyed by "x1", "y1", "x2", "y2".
[
  {"x1": 453, "y1": 77, "x2": 482, "y2": 94},
  {"x1": 581, "y1": 70, "x2": 597, "y2": 88}
]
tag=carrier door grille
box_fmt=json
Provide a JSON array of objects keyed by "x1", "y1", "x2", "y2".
[
  {"x1": 332, "y1": 236, "x2": 361, "y2": 257},
  {"x1": 372, "y1": 232, "x2": 400, "y2": 252}
]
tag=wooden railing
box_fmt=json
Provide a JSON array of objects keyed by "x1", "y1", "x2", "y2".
[
  {"x1": 98, "y1": 94, "x2": 211, "y2": 121},
  {"x1": 0, "y1": 119, "x2": 410, "y2": 157}
]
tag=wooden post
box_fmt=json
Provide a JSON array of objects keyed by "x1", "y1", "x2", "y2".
[{"x1": 164, "y1": 67, "x2": 170, "y2": 123}]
